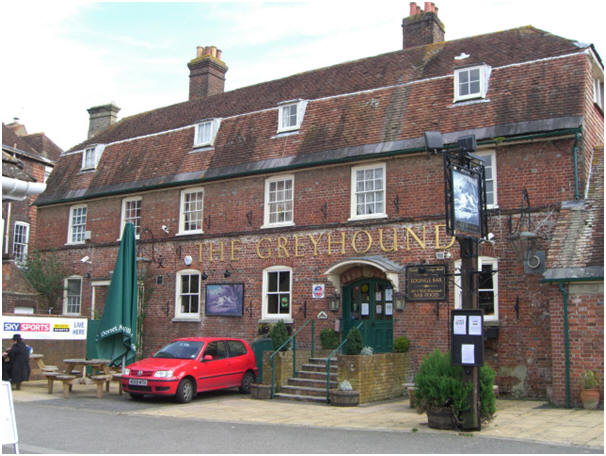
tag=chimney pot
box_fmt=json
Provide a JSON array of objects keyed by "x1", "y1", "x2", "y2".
[
  {"x1": 402, "y1": 2, "x2": 444, "y2": 49},
  {"x1": 188, "y1": 45, "x2": 228, "y2": 100}
]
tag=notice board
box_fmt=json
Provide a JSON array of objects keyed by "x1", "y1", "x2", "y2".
[{"x1": 451, "y1": 309, "x2": 484, "y2": 366}]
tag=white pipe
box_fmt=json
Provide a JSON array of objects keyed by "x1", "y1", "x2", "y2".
[{"x1": 2, "y1": 176, "x2": 46, "y2": 201}]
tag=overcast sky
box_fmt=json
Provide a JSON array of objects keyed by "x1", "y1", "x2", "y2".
[{"x1": 2, "y1": 0, "x2": 605, "y2": 151}]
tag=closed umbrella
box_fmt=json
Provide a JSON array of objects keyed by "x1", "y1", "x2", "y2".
[{"x1": 96, "y1": 222, "x2": 138, "y2": 371}]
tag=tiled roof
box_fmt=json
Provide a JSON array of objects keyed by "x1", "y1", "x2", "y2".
[
  {"x1": 40, "y1": 26, "x2": 593, "y2": 205},
  {"x1": 2, "y1": 124, "x2": 55, "y2": 165},
  {"x1": 543, "y1": 146, "x2": 604, "y2": 280},
  {"x1": 22, "y1": 133, "x2": 63, "y2": 162}
]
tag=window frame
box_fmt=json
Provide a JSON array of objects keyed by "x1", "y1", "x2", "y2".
[
  {"x1": 262, "y1": 174, "x2": 295, "y2": 228},
  {"x1": 349, "y1": 162, "x2": 387, "y2": 221},
  {"x1": 454, "y1": 256, "x2": 499, "y2": 321},
  {"x1": 277, "y1": 100, "x2": 308, "y2": 133},
  {"x1": 178, "y1": 187, "x2": 204, "y2": 235},
  {"x1": 63, "y1": 275, "x2": 83, "y2": 316},
  {"x1": 475, "y1": 150, "x2": 498, "y2": 209},
  {"x1": 193, "y1": 118, "x2": 221, "y2": 147},
  {"x1": 454, "y1": 65, "x2": 490, "y2": 102},
  {"x1": 120, "y1": 196, "x2": 142, "y2": 239},
  {"x1": 13, "y1": 221, "x2": 30, "y2": 264},
  {"x1": 174, "y1": 269, "x2": 202, "y2": 320},
  {"x1": 81, "y1": 144, "x2": 105, "y2": 170},
  {"x1": 261, "y1": 265, "x2": 293, "y2": 322},
  {"x1": 593, "y1": 78, "x2": 604, "y2": 112},
  {"x1": 67, "y1": 204, "x2": 88, "y2": 245}
]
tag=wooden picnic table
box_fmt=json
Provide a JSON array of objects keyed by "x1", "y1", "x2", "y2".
[{"x1": 63, "y1": 358, "x2": 111, "y2": 383}]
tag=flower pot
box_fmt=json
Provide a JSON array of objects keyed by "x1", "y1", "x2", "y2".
[
  {"x1": 580, "y1": 388, "x2": 600, "y2": 410},
  {"x1": 250, "y1": 383, "x2": 272, "y2": 400},
  {"x1": 330, "y1": 389, "x2": 359, "y2": 406},
  {"x1": 426, "y1": 407, "x2": 456, "y2": 430}
]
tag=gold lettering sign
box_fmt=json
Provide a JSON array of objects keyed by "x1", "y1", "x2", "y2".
[{"x1": 193, "y1": 224, "x2": 454, "y2": 263}]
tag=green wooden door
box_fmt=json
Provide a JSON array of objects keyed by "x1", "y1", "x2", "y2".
[{"x1": 342, "y1": 279, "x2": 394, "y2": 353}]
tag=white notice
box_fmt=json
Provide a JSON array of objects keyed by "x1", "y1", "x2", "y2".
[
  {"x1": 385, "y1": 303, "x2": 393, "y2": 316},
  {"x1": 461, "y1": 344, "x2": 475, "y2": 364},
  {"x1": 453, "y1": 315, "x2": 467, "y2": 335},
  {"x1": 361, "y1": 303, "x2": 369, "y2": 316},
  {"x1": 468, "y1": 316, "x2": 482, "y2": 336}
]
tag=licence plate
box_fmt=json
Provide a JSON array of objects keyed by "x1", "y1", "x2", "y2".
[{"x1": 129, "y1": 378, "x2": 148, "y2": 386}]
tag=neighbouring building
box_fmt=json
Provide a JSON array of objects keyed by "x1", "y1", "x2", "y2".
[
  {"x1": 3, "y1": 121, "x2": 62, "y2": 314},
  {"x1": 31, "y1": 3, "x2": 603, "y2": 406}
]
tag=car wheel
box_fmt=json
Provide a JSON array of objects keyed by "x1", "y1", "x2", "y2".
[
  {"x1": 129, "y1": 393, "x2": 145, "y2": 401},
  {"x1": 239, "y1": 371, "x2": 255, "y2": 394},
  {"x1": 175, "y1": 378, "x2": 195, "y2": 403}
]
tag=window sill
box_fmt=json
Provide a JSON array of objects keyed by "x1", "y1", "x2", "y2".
[
  {"x1": 272, "y1": 130, "x2": 300, "y2": 139},
  {"x1": 260, "y1": 221, "x2": 295, "y2": 229},
  {"x1": 450, "y1": 98, "x2": 490, "y2": 107},
  {"x1": 258, "y1": 317, "x2": 294, "y2": 324},
  {"x1": 347, "y1": 213, "x2": 388, "y2": 222},
  {"x1": 171, "y1": 317, "x2": 201, "y2": 323},
  {"x1": 190, "y1": 145, "x2": 214, "y2": 153},
  {"x1": 65, "y1": 241, "x2": 86, "y2": 246},
  {"x1": 176, "y1": 230, "x2": 204, "y2": 236}
]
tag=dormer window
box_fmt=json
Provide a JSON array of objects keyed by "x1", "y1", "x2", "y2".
[
  {"x1": 454, "y1": 65, "x2": 490, "y2": 102},
  {"x1": 277, "y1": 100, "x2": 307, "y2": 133},
  {"x1": 193, "y1": 118, "x2": 221, "y2": 147},
  {"x1": 81, "y1": 144, "x2": 105, "y2": 170},
  {"x1": 593, "y1": 78, "x2": 604, "y2": 111}
]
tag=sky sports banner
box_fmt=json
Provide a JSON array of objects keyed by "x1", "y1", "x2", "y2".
[{"x1": 2, "y1": 316, "x2": 87, "y2": 340}]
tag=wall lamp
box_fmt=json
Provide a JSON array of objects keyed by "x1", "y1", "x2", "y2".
[
  {"x1": 224, "y1": 269, "x2": 231, "y2": 278},
  {"x1": 328, "y1": 293, "x2": 340, "y2": 312},
  {"x1": 395, "y1": 292, "x2": 406, "y2": 312}
]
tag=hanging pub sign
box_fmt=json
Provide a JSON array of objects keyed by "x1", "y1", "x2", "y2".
[
  {"x1": 443, "y1": 140, "x2": 488, "y2": 239},
  {"x1": 405, "y1": 264, "x2": 447, "y2": 301}
]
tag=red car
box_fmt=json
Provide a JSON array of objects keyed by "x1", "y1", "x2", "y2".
[{"x1": 120, "y1": 337, "x2": 258, "y2": 403}]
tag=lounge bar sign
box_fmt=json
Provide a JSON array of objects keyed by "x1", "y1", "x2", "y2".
[{"x1": 405, "y1": 264, "x2": 447, "y2": 301}]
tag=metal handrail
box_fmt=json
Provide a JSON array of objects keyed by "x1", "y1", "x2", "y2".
[
  {"x1": 269, "y1": 319, "x2": 315, "y2": 399},
  {"x1": 326, "y1": 321, "x2": 364, "y2": 403}
]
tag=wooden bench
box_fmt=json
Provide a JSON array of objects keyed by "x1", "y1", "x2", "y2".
[
  {"x1": 90, "y1": 375, "x2": 112, "y2": 399},
  {"x1": 55, "y1": 375, "x2": 76, "y2": 398},
  {"x1": 42, "y1": 371, "x2": 60, "y2": 394},
  {"x1": 112, "y1": 373, "x2": 123, "y2": 395}
]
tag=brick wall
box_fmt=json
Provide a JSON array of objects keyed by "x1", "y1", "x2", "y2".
[{"x1": 337, "y1": 352, "x2": 410, "y2": 403}]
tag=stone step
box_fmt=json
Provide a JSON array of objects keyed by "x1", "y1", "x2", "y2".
[
  {"x1": 301, "y1": 363, "x2": 337, "y2": 373},
  {"x1": 279, "y1": 384, "x2": 329, "y2": 398},
  {"x1": 274, "y1": 392, "x2": 327, "y2": 403},
  {"x1": 287, "y1": 377, "x2": 337, "y2": 389},
  {"x1": 297, "y1": 370, "x2": 337, "y2": 381},
  {"x1": 308, "y1": 357, "x2": 337, "y2": 364}
]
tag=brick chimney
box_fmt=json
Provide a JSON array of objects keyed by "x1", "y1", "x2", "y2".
[
  {"x1": 402, "y1": 2, "x2": 445, "y2": 49},
  {"x1": 187, "y1": 45, "x2": 228, "y2": 100},
  {"x1": 87, "y1": 103, "x2": 120, "y2": 139}
]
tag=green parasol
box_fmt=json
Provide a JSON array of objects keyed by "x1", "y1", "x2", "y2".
[{"x1": 96, "y1": 222, "x2": 138, "y2": 370}]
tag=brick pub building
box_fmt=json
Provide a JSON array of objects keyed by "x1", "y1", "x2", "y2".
[{"x1": 31, "y1": 4, "x2": 603, "y2": 406}]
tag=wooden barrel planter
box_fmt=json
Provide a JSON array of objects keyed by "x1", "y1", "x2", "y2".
[
  {"x1": 426, "y1": 407, "x2": 457, "y2": 430},
  {"x1": 330, "y1": 389, "x2": 360, "y2": 407},
  {"x1": 250, "y1": 383, "x2": 272, "y2": 400}
]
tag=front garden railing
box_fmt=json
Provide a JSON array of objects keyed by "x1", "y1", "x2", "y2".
[
  {"x1": 325, "y1": 321, "x2": 364, "y2": 403},
  {"x1": 269, "y1": 319, "x2": 315, "y2": 399}
]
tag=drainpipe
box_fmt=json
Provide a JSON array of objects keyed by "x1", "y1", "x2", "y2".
[
  {"x1": 558, "y1": 282, "x2": 571, "y2": 408},
  {"x1": 572, "y1": 132, "x2": 580, "y2": 200}
]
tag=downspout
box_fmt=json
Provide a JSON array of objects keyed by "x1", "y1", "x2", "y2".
[
  {"x1": 572, "y1": 132, "x2": 580, "y2": 200},
  {"x1": 558, "y1": 282, "x2": 571, "y2": 408}
]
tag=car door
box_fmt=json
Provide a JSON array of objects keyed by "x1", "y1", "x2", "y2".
[
  {"x1": 198, "y1": 340, "x2": 231, "y2": 391},
  {"x1": 225, "y1": 340, "x2": 250, "y2": 386}
]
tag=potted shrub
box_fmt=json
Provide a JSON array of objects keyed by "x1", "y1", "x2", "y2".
[
  {"x1": 345, "y1": 327, "x2": 363, "y2": 355},
  {"x1": 580, "y1": 370, "x2": 601, "y2": 410},
  {"x1": 269, "y1": 320, "x2": 290, "y2": 351},
  {"x1": 414, "y1": 350, "x2": 496, "y2": 429},
  {"x1": 330, "y1": 380, "x2": 359, "y2": 406},
  {"x1": 320, "y1": 328, "x2": 339, "y2": 350},
  {"x1": 394, "y1": 336, "x2": 410, "y2": 353}
]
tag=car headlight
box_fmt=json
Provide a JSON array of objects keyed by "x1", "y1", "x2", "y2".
[
  {"x1": 153, "y1": 370, "x2": 174, "y2": 378},
  {"x1": 124, "y1": 368, "x2": 130, "y2": 375}
]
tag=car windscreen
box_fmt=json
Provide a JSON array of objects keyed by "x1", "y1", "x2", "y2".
[{"x1": 153, "y1": 341, "x2": 204, "y2": 359}]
